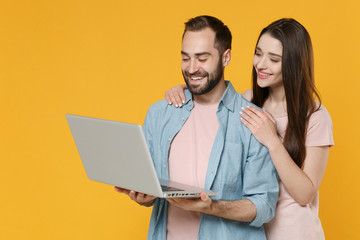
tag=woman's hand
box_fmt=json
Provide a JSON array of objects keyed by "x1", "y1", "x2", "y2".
[
  {"x1": 165, "y1": 84, "x2": 188, "y2": 107},
  {"x1": 240, "y1": 106, "x2": 279, "y2": 149}
]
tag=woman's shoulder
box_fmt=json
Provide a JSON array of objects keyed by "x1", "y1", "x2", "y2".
[
  {"x1": 309, "y1": 102, "x2": 332, "y2": 124},
  {"x1": 241, "y1": 89, "x2": 253, "y2": 101},
  {"x1": 306, "y1": 102, "x2": 334, "y2": 146}
]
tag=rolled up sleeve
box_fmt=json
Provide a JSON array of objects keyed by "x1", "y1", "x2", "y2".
[{"x1": 243, "y1": 136, "x2": 279, "y2": 227}]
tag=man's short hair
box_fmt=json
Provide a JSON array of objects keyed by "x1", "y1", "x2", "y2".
[{"x1": 183, "y1": 15, "x2": 232, "y2": 55}]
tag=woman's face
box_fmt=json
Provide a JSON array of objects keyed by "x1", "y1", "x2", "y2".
[{"x1": 253, "y1": 33, "x2": 283, "y2": 89}]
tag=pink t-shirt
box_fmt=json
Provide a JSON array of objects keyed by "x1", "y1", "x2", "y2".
[
  {"x1": 242, "y1": 90, "x2": 334, "y2": 240},
  {"x1": 167, "y1": 101, "x2": 219, "y2": 240}
]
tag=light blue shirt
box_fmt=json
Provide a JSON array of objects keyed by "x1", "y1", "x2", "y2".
[{"x1": 142, "y1": 81, "x2": 279, "y2": 240}]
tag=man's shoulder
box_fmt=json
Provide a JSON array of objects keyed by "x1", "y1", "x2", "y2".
[
  {"x1": 146, "y1": 98, "x2": 179, "y2": 120},
  {"x1": 233, "y1": 91, "x2": 259, "y2": 111},
  {"x1": 148, "y1": 99, "x2": 169, "y2": 111}
]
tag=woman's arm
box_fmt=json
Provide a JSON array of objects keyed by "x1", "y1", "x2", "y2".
[
  {"x1": 240, "y1": 106, "x2": 329, "y2": 205},
  {"x1": 267, "y1": 140, "x2": 328, "y2": 205}
]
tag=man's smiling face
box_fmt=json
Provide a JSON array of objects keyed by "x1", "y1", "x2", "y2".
[{"x1": 181, "y1": 27, "x2": 224, "y2": 95}]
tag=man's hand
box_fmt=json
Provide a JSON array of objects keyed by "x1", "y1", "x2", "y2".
[
  {"x1": 114, "y1": 187, "x2": 156, "y2": 206},
  {"x1": 167, "y1": 192, "x2": 212, "y2": 214},
  {"x1": 168, "y1": 192, "x2": 257, "y2": 222}
]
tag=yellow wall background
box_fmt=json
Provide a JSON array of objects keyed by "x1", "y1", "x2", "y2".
[{"x1": 1, "y1": 0, "x2": 359, "y2": 239}]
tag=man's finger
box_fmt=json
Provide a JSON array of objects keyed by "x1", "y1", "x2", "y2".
[{"x1": 114, "y1": 186, "x2": 130, "y2": 194}]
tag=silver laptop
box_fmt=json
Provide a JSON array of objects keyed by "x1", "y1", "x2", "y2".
[{"x1": 66, "y1": 114, "x2": 217, "y2": 198}]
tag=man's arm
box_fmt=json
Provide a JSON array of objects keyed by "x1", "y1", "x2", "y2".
[
  {"x1": 241, "y1": 135, "x2": 279, "y2": 226},
  {"x1": 167, "y1": 192, "x2": 256, "y2": 222},
  {"x1": 168, "y1": 135, "x2": 278, "y2": 225}
]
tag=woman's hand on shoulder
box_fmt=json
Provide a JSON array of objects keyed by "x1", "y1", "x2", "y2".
[
  {"x1": 165, "y1": 84, "x2": 187, "y2": 107},
  {"x1": 240, "y1": 106, "x2": 279, "y2": 149}
]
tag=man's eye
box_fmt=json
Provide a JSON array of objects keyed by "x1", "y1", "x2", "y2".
[
  {"x1": 198, "y1": 59, "x2": 207, "y2": 62},
  {"x1": 270, "y1": 59, "x2": 279, "y2": 63},
  {"x1": 182, "y1": 58, "x2": 190, "y2": 62}
]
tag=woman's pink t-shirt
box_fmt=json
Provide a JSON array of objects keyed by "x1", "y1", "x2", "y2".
[{"x1": 242, "y1": 90, "x2": 334, "y2": 240}]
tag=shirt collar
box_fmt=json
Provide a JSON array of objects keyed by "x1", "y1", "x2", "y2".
[
  {"x1": 219, "y1": 81, "x2": 236, "y2": 112},
  {"x1": 184, "y1": 81, "x2": 236, "y2": 112}
]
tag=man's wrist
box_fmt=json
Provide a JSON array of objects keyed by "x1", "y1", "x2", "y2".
[{"x1": 203, "y1": 199, "x2": 216, "y2": 215}]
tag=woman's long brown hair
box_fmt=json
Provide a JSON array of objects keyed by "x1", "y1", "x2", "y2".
[{"x1": 251, "y1": 18, "x2": 321, "y2": 168}]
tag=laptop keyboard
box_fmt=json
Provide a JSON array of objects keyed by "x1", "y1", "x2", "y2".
[{"x1": 161, "y1": 185, "x2": 184, "y2": 192}]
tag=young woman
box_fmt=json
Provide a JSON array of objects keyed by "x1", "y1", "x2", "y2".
[{"x1": 165, "y1": 18, "x2": 334, "y2": 239}]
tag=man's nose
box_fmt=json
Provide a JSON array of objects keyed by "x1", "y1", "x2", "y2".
[{"x1": 188, "y1": 60, "x2": 199, "y2": 74}]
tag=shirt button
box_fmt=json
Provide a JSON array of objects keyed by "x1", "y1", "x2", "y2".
[
  {"x1": 181, "y1": 117, "x2": 185, "y2": 121},
  {"x1": 163, "y1": 164, "x2": 167, "y2": 168},
  {"x1": 189, "y1": 102, "x2": 192, "y2": 106},
  {"x1": 168, "y1": 138, "x2": 171, "y2": 142}
]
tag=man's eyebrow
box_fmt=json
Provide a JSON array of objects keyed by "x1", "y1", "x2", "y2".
[
  {"x1": 181, "y1": 51, "x2": 212, "y2": 57},
  {"x1": 255, "y1": 47, "x2": 282, "y2": 58}
]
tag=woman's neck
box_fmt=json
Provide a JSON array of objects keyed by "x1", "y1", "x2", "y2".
[
  {"x1": 268, "y1": 84, "x2": 286, "y2": 103},
  {"x1": 264, "y1": 85, "x2": 287, "y2": 117}
]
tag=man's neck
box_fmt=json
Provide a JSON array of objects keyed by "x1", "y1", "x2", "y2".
[{"x1": 193, "y1": 80, "x2": 227, "y2": 105}]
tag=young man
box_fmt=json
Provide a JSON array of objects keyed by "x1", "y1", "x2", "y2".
[{"x1": 115, "y1": 15, "x2": 279, "y2": 240}]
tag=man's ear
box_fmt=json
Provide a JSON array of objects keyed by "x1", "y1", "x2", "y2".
[{"x1": 222, "y1": 49, "x2": 231, "y2": 67}]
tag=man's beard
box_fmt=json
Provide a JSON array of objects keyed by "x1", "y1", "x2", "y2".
[{"x1": 182, "y1": 60, "x2": 223, "y2": 95}]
